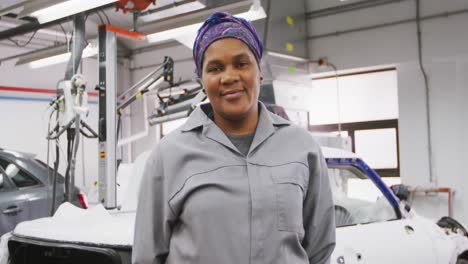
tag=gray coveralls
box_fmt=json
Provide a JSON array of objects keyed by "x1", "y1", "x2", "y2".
[{"x1": 133, "y1": 102, "x2": 336, "y2": 264}]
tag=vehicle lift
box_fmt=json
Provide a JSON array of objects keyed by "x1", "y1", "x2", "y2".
[
  {"x1": 47, "y1": 21, "x2": 205, "y2": 211},
  {"x1": 96, "y1": 24, "x2": 205, "y2": 209}
]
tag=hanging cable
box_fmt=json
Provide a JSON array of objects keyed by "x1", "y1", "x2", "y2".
[
  {"x1": 50, "y1": 111, "x2": 60, "y2": 215},
  {"x1": 99, "y1": 9, "x2": 111, "y2": 24},
  {"x1": 46, "y1": 108, "x2": 55, "y2": 212},
  {"x1": 59, "y1": 24, "x2": 68, "y2": 45},
  {"x1": 7, "y1": 30, "x2": 38, "y2": 47},
  {"x1": 262, "y1": 0, "x2": 271, "y2": 47},
  {"x1": 416, "y1": 0, "x2": 435, "y2": 183},
  {"x1": 328, "y1": 62, "x2": 342, "y2": 135},
  {"x1": 95, "y1": 11, "x2": 105, "y2": 25},
  {"x1": 81, "y1": 133, "x2": 86, "y2": 187}
]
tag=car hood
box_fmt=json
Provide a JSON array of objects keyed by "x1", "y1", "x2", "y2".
[{"x1": 12, "y1": 203, "x2": 135, "y2": 247}]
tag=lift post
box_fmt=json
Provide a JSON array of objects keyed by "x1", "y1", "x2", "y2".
[{"x1": 97, "y1": 25, "x2": 145, "y2": 209}]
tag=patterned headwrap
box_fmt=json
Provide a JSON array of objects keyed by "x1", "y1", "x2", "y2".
[{"x1": 193, "y1": 11, "x2": 263, "y2": 77}]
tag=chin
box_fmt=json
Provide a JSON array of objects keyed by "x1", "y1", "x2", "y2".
[{"x1": 219, "y1": 104, "x2": 253, "y2": 121}]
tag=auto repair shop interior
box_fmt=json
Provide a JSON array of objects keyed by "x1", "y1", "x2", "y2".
[{"x1": 0, "y1": 0, "x2": 467, "y2": 264}]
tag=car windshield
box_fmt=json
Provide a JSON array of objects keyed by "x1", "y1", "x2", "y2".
[{"x1": 328, "y1": 166, "x2": 397, "y2": 227}]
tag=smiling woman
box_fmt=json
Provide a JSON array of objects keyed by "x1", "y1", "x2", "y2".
[{"x1": 132, "y1": 11, "x2": 336, "y2": 264}]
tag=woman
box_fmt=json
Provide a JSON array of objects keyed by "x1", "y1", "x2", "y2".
[{"x1": 133, "y1": 12, "x2": 335, "y2": 264}]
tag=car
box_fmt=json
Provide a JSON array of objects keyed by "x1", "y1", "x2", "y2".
[
  {"x1": 0, "y1": 148, "x2": 88, "y2": 237},
  {"x1": 1, "y1": 147, "x2": 467, "y2": 264}
]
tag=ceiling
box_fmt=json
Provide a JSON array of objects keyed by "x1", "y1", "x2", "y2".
[
  {"x1": 0, "y1": 0, "x2": 253, "y2": 54},
  {"x1": 0, "y1": 0, "x2": 367, "y2": 64}
]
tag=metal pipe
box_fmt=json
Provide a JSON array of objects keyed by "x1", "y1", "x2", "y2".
[
  {"x1": 130, "y1": 57, "x2": 192, "y2": 71},
  {"x1": 0, "y1": 44, "x2": 64, "y2": 63},
  {"x1": 308, "y1": 8, "x2": 468, "y2": 40},
  {"x1": 140, "y1": 0, "x2": 196, "y2": 16},
  {"x1": 416, "y1": 0, "x2": 435, "y2": 184},
  {"x1": 65, "y1": 14, "x2": 85, "y2": 80},
  {"x1": 130, "y1": 40, "x2": 180, "y2": 56},
  {"x1": 119, "y1": 64, "x2": 164, "y2": 99},
  {"x1": 306, "y1": 0, "x2": 410, "y2": 19},
  {"x1": 148, "y1": 111, "x2": 188, "y2": 126}
]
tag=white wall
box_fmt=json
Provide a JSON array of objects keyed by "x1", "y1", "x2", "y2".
[{"x1": 306, "y1": 0, "x2": 468, "y2": 225}]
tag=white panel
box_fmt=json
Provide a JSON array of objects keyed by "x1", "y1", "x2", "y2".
[{"x1": 355, "y1": 128, "x2": 398, "y2": 169}]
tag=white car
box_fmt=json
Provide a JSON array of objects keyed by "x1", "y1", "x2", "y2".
[{"x1": 1, "y1": 147, "x2": 467, "y2": 264}]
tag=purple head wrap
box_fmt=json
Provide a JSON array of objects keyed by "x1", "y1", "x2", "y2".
[{"x1": 193, "y1": 12, "x2": 263, "y2": 77}]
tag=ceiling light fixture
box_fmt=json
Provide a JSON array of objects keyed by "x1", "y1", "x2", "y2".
[
  {"x1": 139, "y1": 0, "x2": 206, "y2": 23},
  {"x1": 23, "y1": 0, "x2": 117, "y2": 24},
  {"x1": 145, "y1": 0, "x2": 266, "y2": 47}
]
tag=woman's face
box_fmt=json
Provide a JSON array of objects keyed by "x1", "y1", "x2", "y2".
[{"x1": 201, "y1": 38, "x2": 261, "y2": 122}]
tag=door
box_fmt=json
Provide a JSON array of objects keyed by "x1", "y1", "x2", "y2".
[
  {"x1": 328, "y1": 166, "x2": 438, "y2": 264},
  {"x1": 0, "y1": 167, "x2": 29, "y2": 236}
]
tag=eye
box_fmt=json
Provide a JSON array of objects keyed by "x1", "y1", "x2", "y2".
[
  {"x1": 206, "y1": 65, "x2": 223, "y2": 73},
  {"x1": 237, "y1": 61, "x2": 250, "y2": 68}
]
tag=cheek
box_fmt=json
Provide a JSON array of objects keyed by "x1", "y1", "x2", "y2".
[{"x1": 202, "y1": 76, "x2": 218, "y2": 97}]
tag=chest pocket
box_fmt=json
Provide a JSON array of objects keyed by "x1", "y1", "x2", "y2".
[{"x1": 271, "y1": 163, "x2": 308, "y2": 234}]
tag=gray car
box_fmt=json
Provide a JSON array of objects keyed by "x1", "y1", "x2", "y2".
[{"x1": 0, "y1": 148, "x2": 87, "y2": 236}]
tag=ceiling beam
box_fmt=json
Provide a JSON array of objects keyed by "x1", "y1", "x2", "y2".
[{"x1": 306, "y1": 0, "x2": 410, "y2": 20}]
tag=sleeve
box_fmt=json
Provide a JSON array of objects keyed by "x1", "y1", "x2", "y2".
[
  {"x1": 302, "y1": 147, "x2": 336, "y2": 264},
  {"x1": 132, "y1": 144, "x2": 176, "y2": 264}
]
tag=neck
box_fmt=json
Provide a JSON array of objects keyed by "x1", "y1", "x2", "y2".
[{"x1": 213, "y1": 106, "x2": 259, "y2": 135}]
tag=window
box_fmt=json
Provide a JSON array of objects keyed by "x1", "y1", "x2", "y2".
[
  {"x1": 0, "y1": 158, "x2": 39, "y2": 188},
  {"x1": 329, "y1": 166, "x2": 397, "y2": 227},
  {"x1": 0, "y1": 173, "x2": 7, "y2": 191},
  {"x1": 355, "y1": 128, "x2": 398, "y2": 169}
]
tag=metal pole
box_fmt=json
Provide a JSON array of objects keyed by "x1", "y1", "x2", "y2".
[{"x1": 98, "y1": 27, "x2": 117, "y2": 209}]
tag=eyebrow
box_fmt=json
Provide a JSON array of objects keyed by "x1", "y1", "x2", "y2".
[
  {"x1": 205, "y1": 52, "x2": 252, "y2": 66},
  {"x1": 232, "y1": 52, "x2": 251, "y2": 60}
]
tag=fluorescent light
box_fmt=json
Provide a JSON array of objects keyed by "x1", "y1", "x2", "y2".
[
  {"x1": 147, "y1": 23, "x2": 199, "y2": 43},
  {"x1": 139, "y1": 1, "x2": 206, "y2": 23},
  {"x1": 30, "y1": 0, "x2": 117, "y2": 24},
  {"x1": 146, "y1": 3, "x2": 266, "y2": 46},
  {"x1": 28, "y1": 44, "x2": 98, "y2": 69}
]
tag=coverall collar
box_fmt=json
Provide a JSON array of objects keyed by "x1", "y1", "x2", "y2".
[{"x1": 181, "y1": 101, "x2": 290, "y2": 156}]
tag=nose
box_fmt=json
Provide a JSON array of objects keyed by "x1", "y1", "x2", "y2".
[{"x1": 220, "y1": 66, "x2": 240, "y2": 86}]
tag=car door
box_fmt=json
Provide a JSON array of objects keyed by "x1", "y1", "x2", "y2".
[
  {"x1": 12, "y1": 158, "x2": 51, "y2": 219},
  {"x1": 328, "y1": 166, "x2": 438, "y2": 264},
  {"x1": 0, "y1": 165, "x2": 29, "y2": 236}
]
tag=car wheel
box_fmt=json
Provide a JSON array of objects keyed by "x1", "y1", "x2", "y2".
[{"x1": 456, "y1": 258, "x2": 468, "y2": 264}]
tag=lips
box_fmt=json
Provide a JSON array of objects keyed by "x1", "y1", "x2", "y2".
[
  {"x1": 221, "y1": 89, "x2": 244, "y2": 96},
  {"x1": 221, "y1": 89, "x2": 245, "y2": 100}
]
